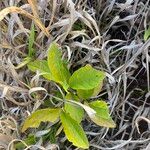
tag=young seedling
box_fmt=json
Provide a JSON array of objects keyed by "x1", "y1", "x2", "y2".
[
  {"x1": 22, "y1": 42, "x2": 116, "y2": 149},
  {"x1": 144, "y1": 26, "x2": 150, "y2": 41},
  {"x1": 15, "y1": 23, "x2": 35, "y2": 69}
]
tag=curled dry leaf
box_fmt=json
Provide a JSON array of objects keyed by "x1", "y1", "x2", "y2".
[
  {"x1": 0, "y1": 6, "x2": 50, "y2": 37},
  {"x1": 27, "y1": 0, "x2": 40, "y2": 19},
  {"x1": 0, "y1": 134, "x2": 13, "y2": 149},
  {"x1": 135, "y1": 116, "x2": 150, "y2": 134}
]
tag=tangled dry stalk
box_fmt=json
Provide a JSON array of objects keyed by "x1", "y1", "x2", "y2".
[{"x1": 0, "y1": 0, "x2": 150, "y2": 149}]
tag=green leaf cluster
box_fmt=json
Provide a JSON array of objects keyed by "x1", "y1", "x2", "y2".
[{"x1": 22, "y1": 42, "x2": 116, "y2": 149}]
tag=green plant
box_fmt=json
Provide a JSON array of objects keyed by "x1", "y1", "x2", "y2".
[
  {"x1": 15, "y1": 23, "x2": 35, "y2": 69},
  {"x1": 15, "y1": 134, "x2": 37, "y2": 150},
  {"x1": 144, "y1": 26, "x2": 150, "y2": 41},
  {"x1": 22, "y1": 42, "x2": 116, "y2": 149}
]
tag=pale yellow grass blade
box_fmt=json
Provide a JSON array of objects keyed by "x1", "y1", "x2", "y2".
[
  {"x1": 0, "y1": 6, "x2": 50, "y2": 37},
  {"x1": 27, "y1": 0, "x2": 40, "y2": 19}
]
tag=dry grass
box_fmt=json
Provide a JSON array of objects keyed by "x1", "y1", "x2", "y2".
[{"x1": 0, "y1": 0, "x2": 150, "y2": 149}]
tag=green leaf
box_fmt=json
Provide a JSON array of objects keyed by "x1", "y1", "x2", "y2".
[
  {"x1": 22, "y1": 108, "x2": 61, "y2": 132},
  {"x1": 89, "y1": 100, "x2": 116, "y2": 128},
  {"x1": 28, "y1": 23, "x2": 35, "y2": 57},
  {"x1": 144, "y1": 26, "x2": 150, "y2": 41},
  {"x1": 48, "y1": 42, "x2": 71, "y2": 91},
  {"x1": 15, "y1": 134, "x2": 36, "y2": 150},
  {"x1": 77, "y1": 81, "x2": 103, "y2": 99},
  {"x1": 77, "y1": 89, "x2": 94, "y2": 99},
  {"x1": 91, "y1": 81, "x2": 103, "y2": 96},
  {"x1": 43, "y1": 125, "x2": 60, "y2": 144},
  {"x1": 65, "y1": 93, "x2": 84, "y2": 123},
  {"x1": 69, "y1": 64, "x2": 105, "y2": 90},
  {"x1": 15, "y1": 57, "x2": 32, "y2": 69},
  {"x1": 27, "y1": 60, "x2": 53, "y2": 80},
  {"x1": 65, "y1": 93, "x2": 79, "y2": 101},
  {"x1": 60, "y1": 111, "x2": 89, "y2": 149}
]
